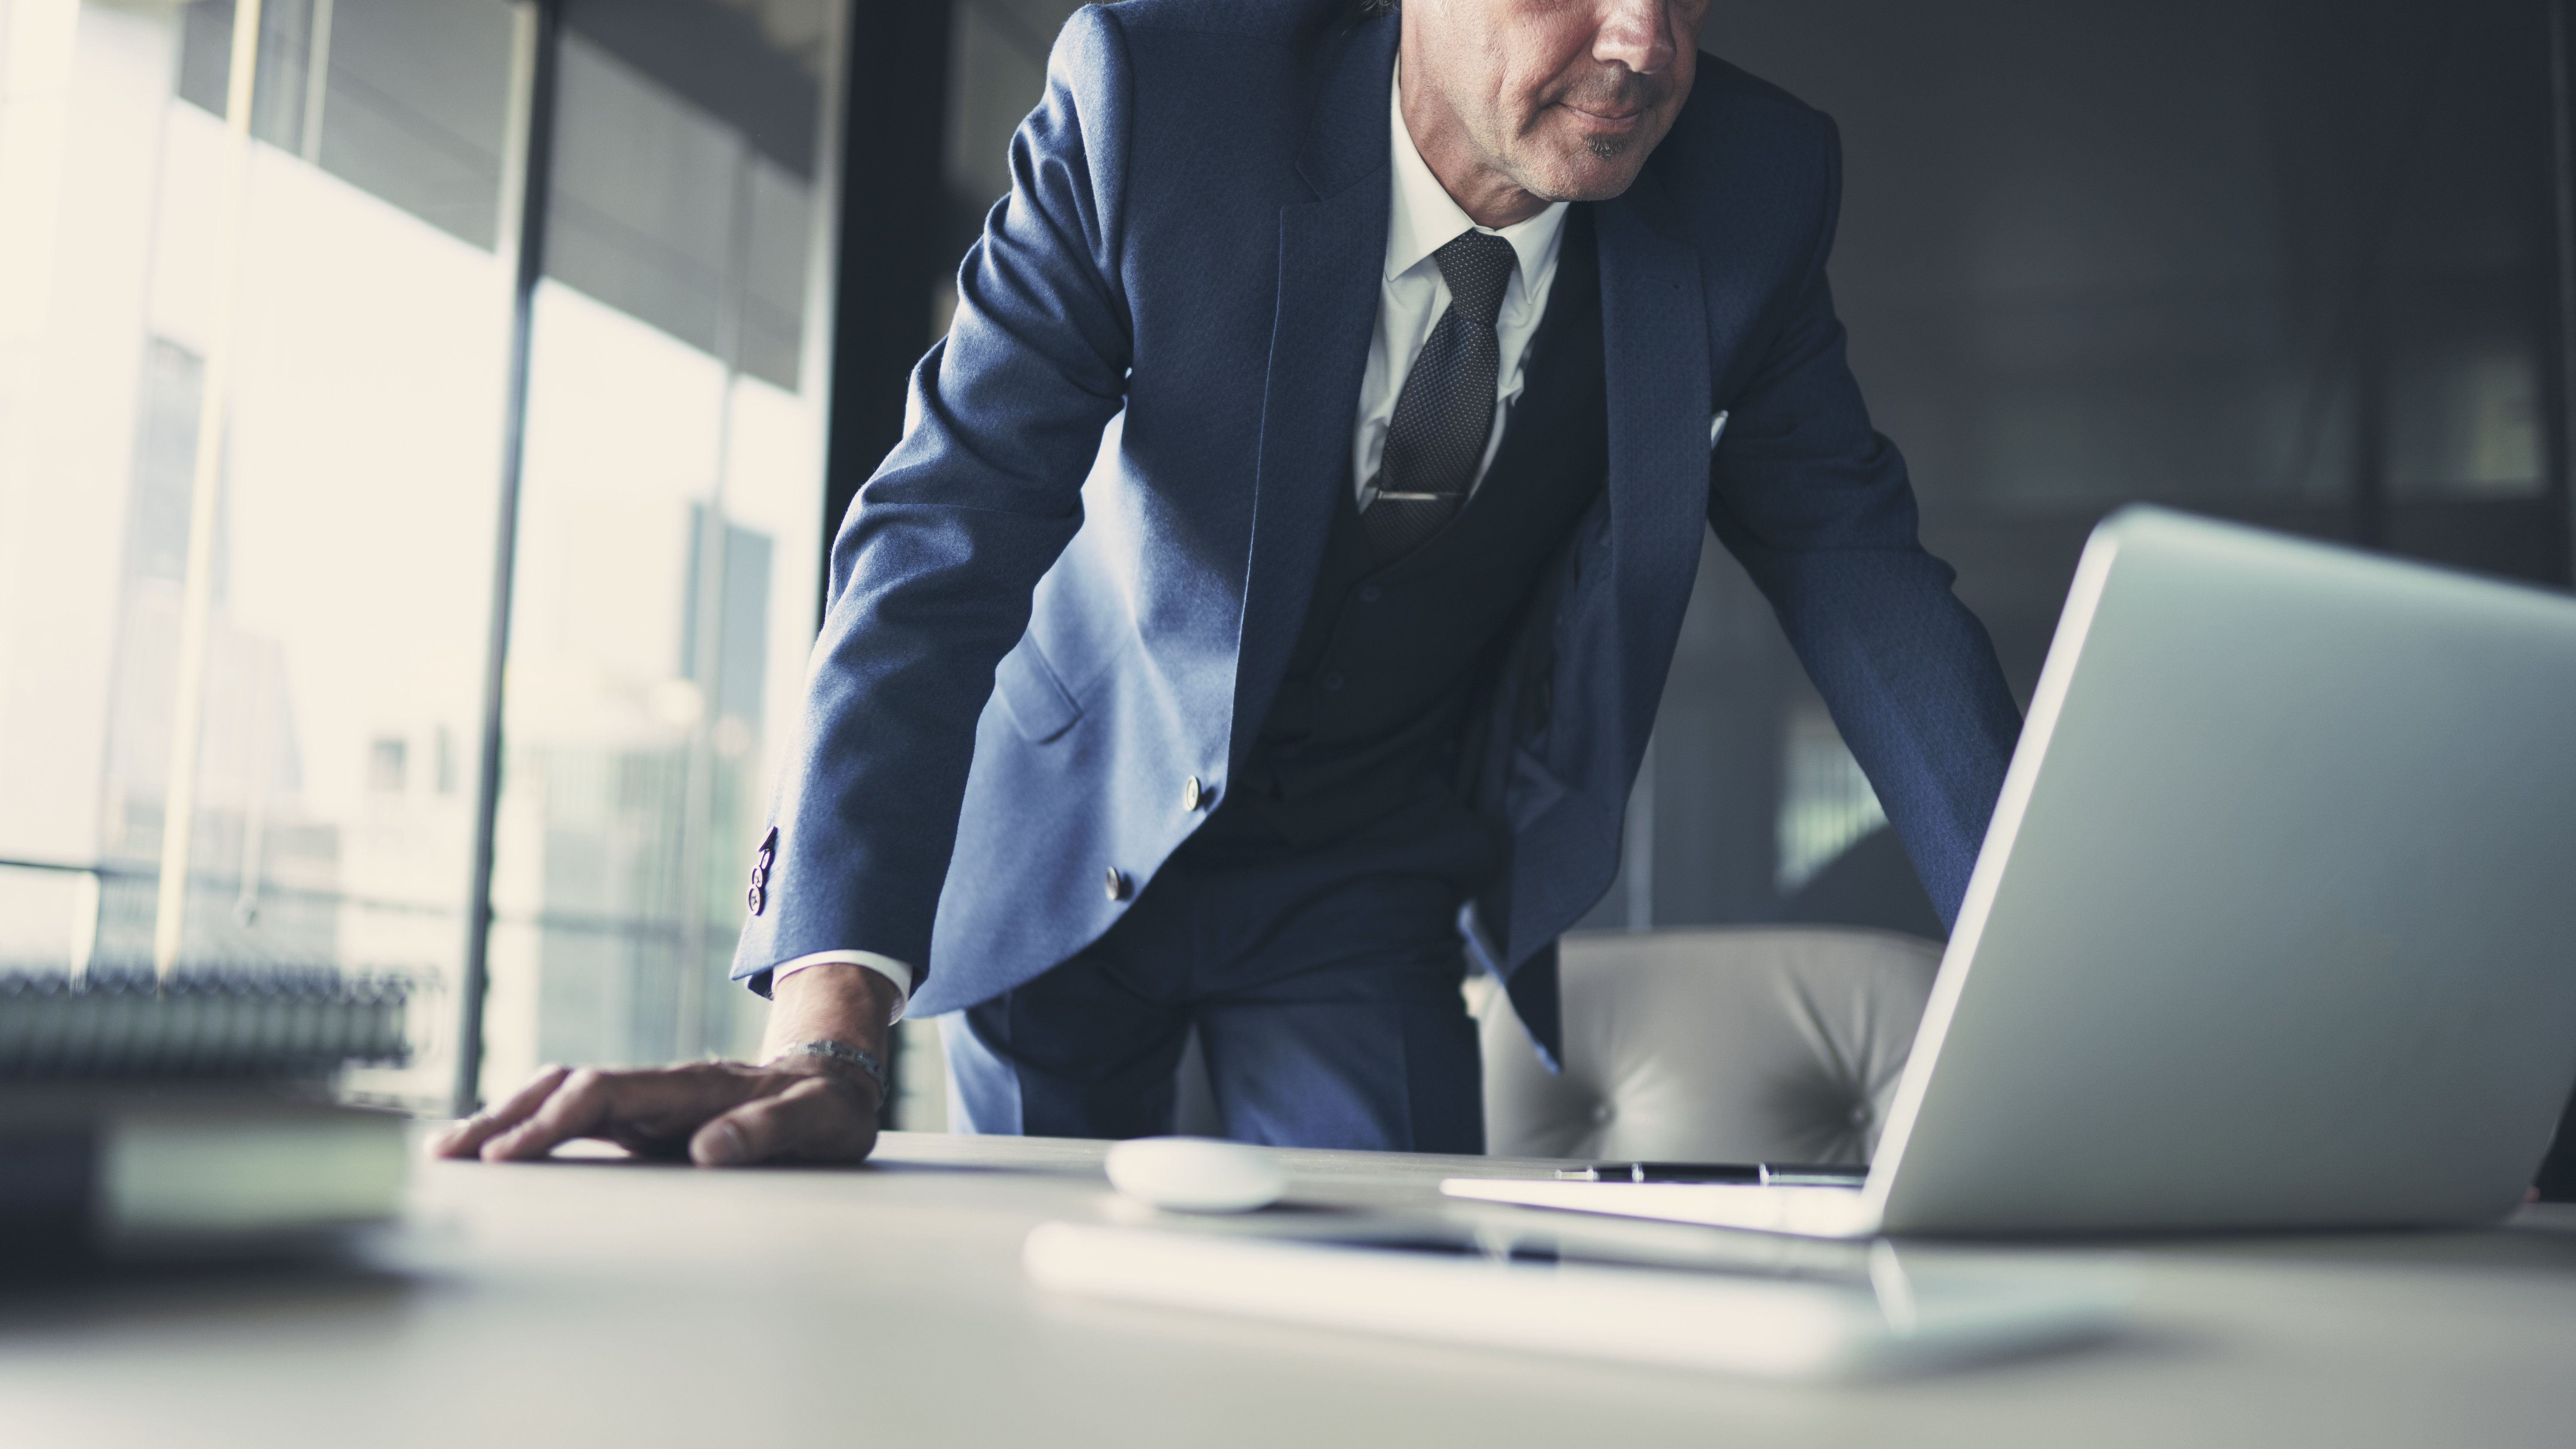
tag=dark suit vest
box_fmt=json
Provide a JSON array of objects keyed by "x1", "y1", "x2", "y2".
[{"x1": 1186, "y1": 207, "x2": 1607, "y2": 866}]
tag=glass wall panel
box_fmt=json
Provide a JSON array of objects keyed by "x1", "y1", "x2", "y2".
[
  {"x1": 180, "y1": 0, "x2": 516, "y2": 248},
  {"x1": 0, "y1": 0, "x2": 524, "y2": 1106},
  {"x1": 478, "y1": 0, "x2": 844, "y2": 1095}
]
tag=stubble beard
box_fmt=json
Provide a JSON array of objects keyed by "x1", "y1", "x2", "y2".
[{"x1": 1555, "y1": 67, "x2": 1662, "y2": 170}]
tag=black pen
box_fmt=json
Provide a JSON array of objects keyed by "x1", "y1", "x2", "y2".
[{"x1": 1553, "y1": 1161, "x2": 1869, "y2": 1186}]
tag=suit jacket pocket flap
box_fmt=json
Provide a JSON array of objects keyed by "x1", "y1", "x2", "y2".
[{"x1": 995, "y1": 638, "x2": 1081, "y2": 743}]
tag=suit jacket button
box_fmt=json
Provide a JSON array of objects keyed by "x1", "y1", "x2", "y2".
[
  {"x1": 747, "y1": 883, "x2": 767, "y2": 915},
  {"x1": 1182, "y1": 776, "x2": 1207, "y2": 812},
  {"x1": 1358, "y1": 585, "x2": 1383, "y2": 604},
  {"x1": 1105, "y1": 868, "x2": 1133, "y2": 902}
]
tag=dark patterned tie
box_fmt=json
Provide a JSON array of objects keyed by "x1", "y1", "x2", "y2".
[{"x1": 1361, "y1": 230, "x2": 1518, "y2": 564}]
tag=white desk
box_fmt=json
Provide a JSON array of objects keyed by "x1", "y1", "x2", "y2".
[{"x1": 5, "y1": 1131, "x2": 2572, "y2": 1447}]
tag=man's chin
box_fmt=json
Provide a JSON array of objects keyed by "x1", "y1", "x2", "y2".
[{"x1": 1516, "y1": 148, "x2": 1654, "y2": 205}]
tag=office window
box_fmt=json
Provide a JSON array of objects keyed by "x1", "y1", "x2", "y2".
[
  {"x1": 180, "y1": 1, "x2": 517, "y2": 252},
  {"x1": 368, "y1": 739, "x2": 409, "y2": 795},
  {"x1": 1776, "y1": 706, "x2": 1889, "y2": 898},
  {"x1": 476, "y1": 0, "x2": 845, "y2": 1094},
  {"x1": 0, "y1": 0, "x2": 526, "y2": 1107},
  {"x1": 0, "y1": 0, "x2": 848, "y2": 1113}
]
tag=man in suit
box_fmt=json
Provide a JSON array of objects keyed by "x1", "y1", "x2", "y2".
[{"x1": 435, "y1": 0, "x2": 2020, "y2": 1167}]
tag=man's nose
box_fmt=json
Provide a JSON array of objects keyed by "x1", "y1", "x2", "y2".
[{"x1": 1592, "y1": 0, "x2": 1678, "y2": 76}]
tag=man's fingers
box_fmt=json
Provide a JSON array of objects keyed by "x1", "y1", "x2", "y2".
[
  {"x1": 478, "y1": 1066, "x2": 623, "y2": 1161},
  {"x1": 433, "y1": 1061, "x2": 874, "y2": 1167},
  {"x1": 480, "y1": 1066, "x2": 745, "y2": 1163},
  {"x1": 429, "y1": 1065, "x2": 571, "y2": 1158},
  {"x1": 690, "y1": 1075, "x2": 876, "y2": 1166}
]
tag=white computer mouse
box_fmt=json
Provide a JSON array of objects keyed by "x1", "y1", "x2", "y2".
[{"x1": 1103, "y1": 1136, "x2": 1289, "y2": 1213}]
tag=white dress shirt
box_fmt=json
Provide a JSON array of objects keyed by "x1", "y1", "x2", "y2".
[
  {"x1": 775, "y1": 63, "x2": 1564, "y2": 1021},
  {"x1": 767, "y1": 948, "x2": 914, "y2": 1023},
  {"x1": 1352, "y1": 63, "x2": 1569, "y2": 509}
]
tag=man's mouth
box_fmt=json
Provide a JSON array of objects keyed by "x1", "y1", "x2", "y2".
[
  {"x1": 1554, "y1": 77, "x2": 1662, "y2": 130},
  {"x1": 1561, "y1": 101, "x2": 1645, "y2": 127}
]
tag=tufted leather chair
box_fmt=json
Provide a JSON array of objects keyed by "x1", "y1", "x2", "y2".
[{"x1": 1479, "y1": 927, "x2": 1943, "y2": 1164}]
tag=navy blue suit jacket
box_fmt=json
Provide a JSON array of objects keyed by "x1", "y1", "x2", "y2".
[{"x1": 732, "y1": 0, "x2": 2021, "y2": 1057}]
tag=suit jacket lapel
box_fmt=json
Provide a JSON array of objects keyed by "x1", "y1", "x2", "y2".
[
  {"x1": 1231, "y1": 16, "x2": 1397, "y2": 761},
  {"x1": 1595, "y1": 178, "x2": 1713, "y2": 761}
]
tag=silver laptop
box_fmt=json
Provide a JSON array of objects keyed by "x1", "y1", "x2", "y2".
[{"x1": 1449, "y1": 506, "x2": 2576, "y2": 1237}]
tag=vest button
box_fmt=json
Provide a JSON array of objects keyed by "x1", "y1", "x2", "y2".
[
  {"x1": 1321, "y1": 671, "x2": 1346, "y2": 692},
  {"x1": 1182, "y1": 776, "x2": 1208, "y2": 811},
  {"x1": 1105, "y1": 868, "x2": 1133, "y2": 902},
  {"x1": 1358, "y1": 585, "x2": 1383, "y2": 604}
]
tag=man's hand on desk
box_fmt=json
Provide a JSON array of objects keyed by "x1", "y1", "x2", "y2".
[{"x1": 428, "y1": 962, "x2": 897, "y2": 1167}]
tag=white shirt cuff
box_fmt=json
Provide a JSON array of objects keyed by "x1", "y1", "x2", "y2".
[{"x1": 769, "y1": 951, "x2": 914, "y2": 1025}]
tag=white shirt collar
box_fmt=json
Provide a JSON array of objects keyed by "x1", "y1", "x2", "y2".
[{"x1": 1385, "y1": 61, "x2": 1567, "y2": 288}]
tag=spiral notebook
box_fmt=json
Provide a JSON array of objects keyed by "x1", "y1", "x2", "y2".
[
  {"x1": 0, "y1": 968, "x2": 416, "y2": 1265},
  {"x1": 0, "y1": 967, "x2": 410, "y2": 1081}
]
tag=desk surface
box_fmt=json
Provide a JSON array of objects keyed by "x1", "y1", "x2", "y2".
[{"x1": 5, "y1": 1131, "x2": 2573, "y2": 1448}]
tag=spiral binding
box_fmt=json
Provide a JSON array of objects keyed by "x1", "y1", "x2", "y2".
[{"x1": 0, "y1": 967, "x2": 412, "y2": 1082}]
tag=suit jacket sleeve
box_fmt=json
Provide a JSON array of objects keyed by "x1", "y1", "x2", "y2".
[
  {"x1": 1704, "y1": 111, "x2": 2021, "y2": 928},
  {"x1": 732, "y1": 7, "x2": 1135, "y2": 994}
]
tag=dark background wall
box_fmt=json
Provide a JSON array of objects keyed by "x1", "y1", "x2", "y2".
[{"x1": 1585, "y1": 0, "x2": 2576, "y2": 940}]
